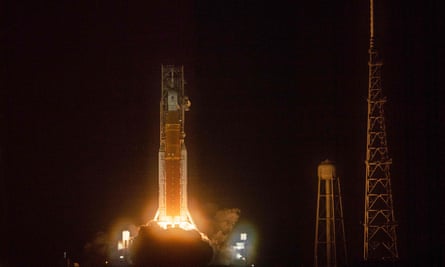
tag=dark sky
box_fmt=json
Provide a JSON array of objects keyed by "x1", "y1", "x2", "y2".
[{"x1": 2, "y1": 0, "x2": 443, "y2": 266}]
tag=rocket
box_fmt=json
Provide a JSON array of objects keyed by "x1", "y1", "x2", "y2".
[{"x1": 154, "y1": 65, "x2": 195, "y2": 230}]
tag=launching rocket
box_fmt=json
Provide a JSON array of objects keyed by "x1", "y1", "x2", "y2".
[{"x1": 154, "y1": 65, "x2": 195, "y2": 230}]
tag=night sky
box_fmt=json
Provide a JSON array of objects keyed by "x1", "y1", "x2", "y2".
[{"x1": 2, "y1": 0, "x2": 443, "y2": 266}]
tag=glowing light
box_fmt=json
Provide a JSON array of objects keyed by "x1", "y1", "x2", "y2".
[
  {"x1": 241, "y1": 232, "x2": 247, "y2": 241},
  {"x1": 154, "y1": 210, "x2": 200, "y2": 232},
  {"x1": 235, "y1": 242, "x2": 245, "y2": 250},
  {"x1": 152, "y1": 214, "x2": 210, "y2": 242},
  {"x1": 155, "y1": 217, "x2": 197, "y2": 231},
  {"x1": 229, "y1": 222, "x2": 258, "y2": 264},
  {"x1": 122, "y1": 230, "x2": 130, "y2": 249},
  {"x1": 122, "y1": 230, "x2": 130, "y2": 241}
]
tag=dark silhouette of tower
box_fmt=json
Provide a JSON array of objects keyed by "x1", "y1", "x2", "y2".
[{"x1": 363, "y1": 0, "x2": 399, "y2": 262}]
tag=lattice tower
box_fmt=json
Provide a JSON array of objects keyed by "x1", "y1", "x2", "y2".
[{"x1": 363, "y1": 0, "x2": 399, "y2": 261}]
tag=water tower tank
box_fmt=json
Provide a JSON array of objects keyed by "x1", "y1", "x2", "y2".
[{"x1": 318, "y1": 159, "x2": 336, "y2": 180}]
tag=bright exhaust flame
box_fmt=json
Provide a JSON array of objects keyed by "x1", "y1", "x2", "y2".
[
  {"x1": 157, "y1": 221, "x2": 196, "y2": 231},
  {"x1": 153, "y1": 210, "x2": 209, "y2": 241},
  {"x1": 154, "y1": 216, "x2": 196, "y2": 231},
  {"x1": 154, "y1": 210, "x2": 197, "y2": 231}
]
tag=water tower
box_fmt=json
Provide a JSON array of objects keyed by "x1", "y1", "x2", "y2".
[{"x1": 314, "y1": 160, "x2": 347, "y2": 267}]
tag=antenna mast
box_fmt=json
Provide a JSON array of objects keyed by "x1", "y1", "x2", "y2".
[{"x1": 363, "y1": 0, "x2": 399, "y2": 261}]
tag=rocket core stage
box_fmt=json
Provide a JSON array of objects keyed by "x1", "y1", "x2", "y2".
[{"x1": 154, "y1": 65, "x2": 195, "y2": 230}]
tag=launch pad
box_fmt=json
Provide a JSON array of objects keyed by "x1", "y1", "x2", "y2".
[{"x1": 131, "y1": 223, "x2": 213, "y2": 267}]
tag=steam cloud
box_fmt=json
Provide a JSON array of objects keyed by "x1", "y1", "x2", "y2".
[
  {"x1": 83, "y1": 231, "x2": 110, "y2": 267},
  {"x1": 83, "y1": 222, "x2": 138, "y2": 266},
  {"x1": 208, "y1": 208, "x2": 241, "y2": 265}
]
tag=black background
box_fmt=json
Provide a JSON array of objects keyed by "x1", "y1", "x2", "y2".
[{"x1": 2, "y1": 0, "x2": 443, "y2": 266}]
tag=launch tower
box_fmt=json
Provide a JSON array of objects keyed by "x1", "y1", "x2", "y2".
[
  {"x1": 363, "y1": 0, "x2": 399, "y2": 261},
  {"x1": 314, "y1": 160, "x2": 347, "y2": 267},
  {"x1": 154, "y1": 65, "x2": 195, "y2": 230}
]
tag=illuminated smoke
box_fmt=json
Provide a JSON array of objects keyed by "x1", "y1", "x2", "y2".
[
  {"x1": 83, "y1": 231, "x2": 110, "y2": 267},
  {"x1": 83, "y1": 221, "x2": 138, "y2": 266},
  {"x1": 208, "y1": 208, "x2": 241, "y2": 265}
]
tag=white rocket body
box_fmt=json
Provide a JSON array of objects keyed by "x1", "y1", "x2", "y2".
[{"x1": 154, "y1": 65, "x2": 194, "y2": 230}]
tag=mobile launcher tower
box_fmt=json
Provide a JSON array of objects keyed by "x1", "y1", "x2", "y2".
[{"x1": 154, "y1": 65, "x2": 196, "y2": 230}]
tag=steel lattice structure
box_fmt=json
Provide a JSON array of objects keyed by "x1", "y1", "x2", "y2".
[{"x1": 363, "y1": 0, "x2": 399, "y2": 261}]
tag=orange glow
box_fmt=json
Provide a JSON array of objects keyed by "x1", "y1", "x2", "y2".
[
  {"x1": 122, "y1": 230, "x2": 130, "y2": 242},
  {"x1": 155, "y1": 216, "x2": 196, "y2": 231},
  {"x1": 152, "y1": 211, "x2": 209, "y2": 241},
  {"x1": 165, "y1": 112, "x2": 181, "y2": 217},
  {"x1": 153, "y1": 65, "x2": 209, "y2": 241}
]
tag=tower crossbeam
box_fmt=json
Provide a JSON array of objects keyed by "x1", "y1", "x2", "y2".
[{"x1": 363, "y1": 0, "x2": 399, "y2": 261}]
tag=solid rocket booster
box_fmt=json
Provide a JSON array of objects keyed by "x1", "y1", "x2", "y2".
[{"x1": 155, "y1": 65, "x2": 193, "y2": 228}]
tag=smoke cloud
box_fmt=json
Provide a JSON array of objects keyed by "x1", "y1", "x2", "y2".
[
  {"x1": 82, "y1": 220, "x2": 138, "y2": 266},
  {"x1": 82, "y1": 231, "x2": 110, "y2": 267},
  {"x1": 208, "y1": 208, "x2": 241, "y2": 265}
]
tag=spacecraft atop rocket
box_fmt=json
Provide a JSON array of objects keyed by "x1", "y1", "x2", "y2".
[{"x1": 154, "y1": 65, "x2": 195, "y2": 230}]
